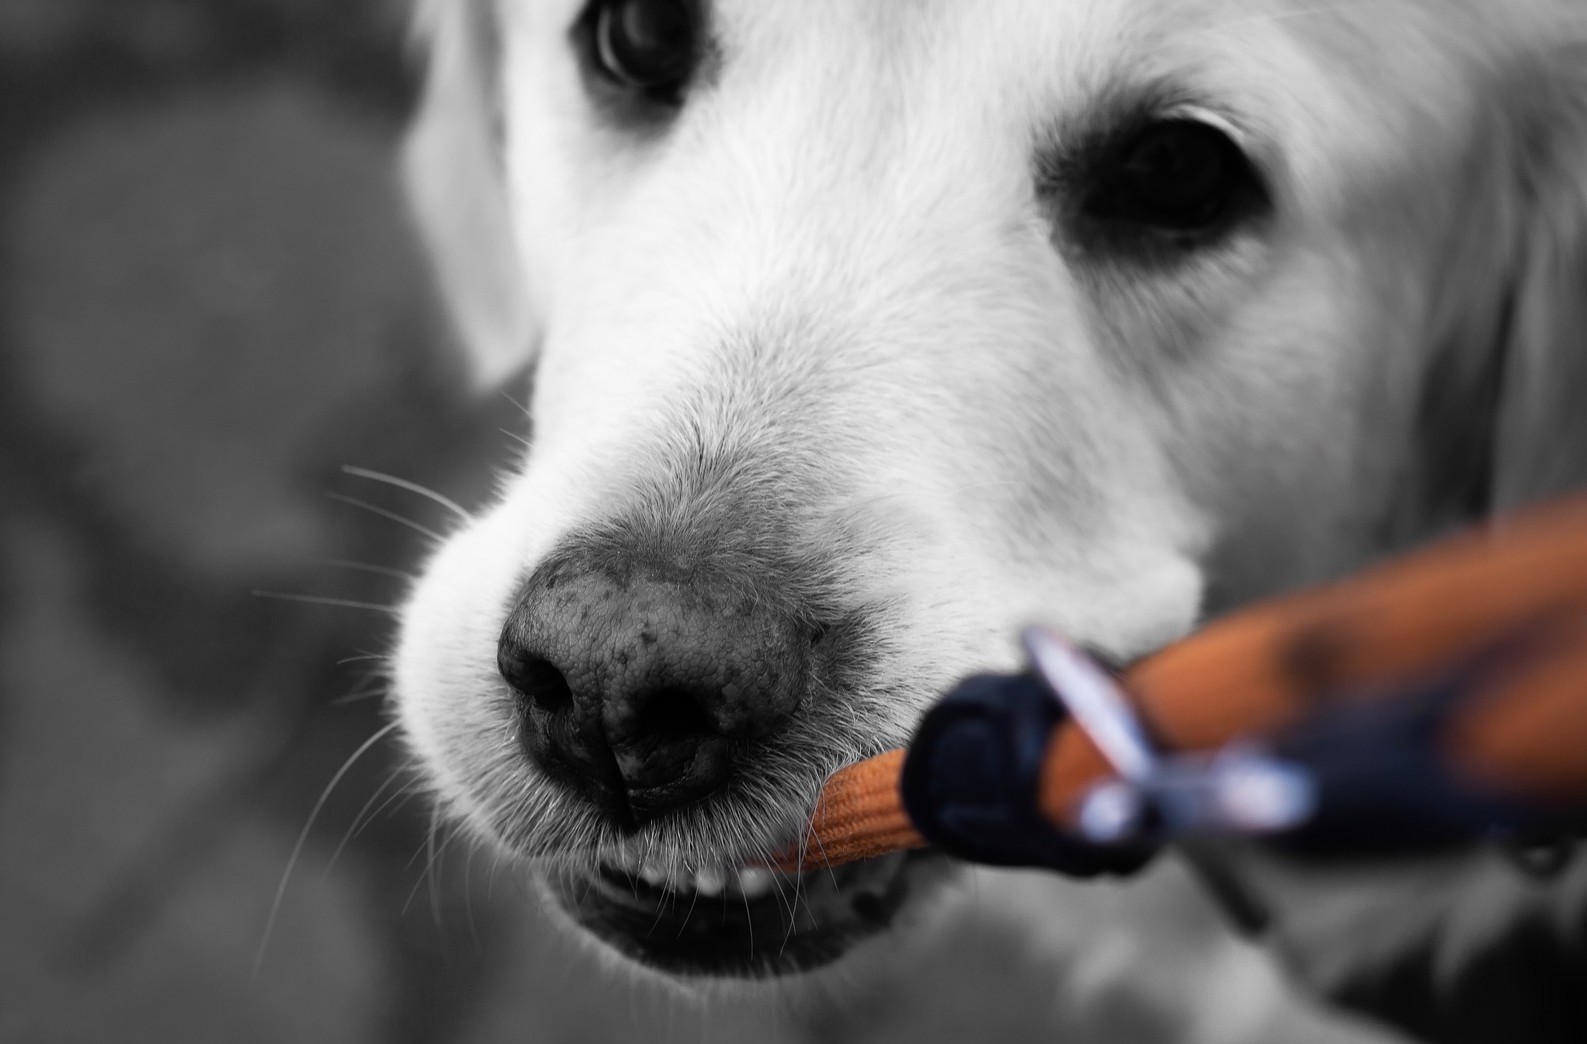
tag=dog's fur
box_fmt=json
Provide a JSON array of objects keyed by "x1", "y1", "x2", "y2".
[{"x1": 394, "y1": 0, "x2": 1587, "y2": 1032}]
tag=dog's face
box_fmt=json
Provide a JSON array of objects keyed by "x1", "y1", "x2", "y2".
[{"x1": 395, "y1": 0, "x2": 1587, "y2": 978}]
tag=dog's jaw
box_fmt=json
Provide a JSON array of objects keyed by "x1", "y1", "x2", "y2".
[{"x1": 537, "y1": 851, "x2": 953, "y2": 978}]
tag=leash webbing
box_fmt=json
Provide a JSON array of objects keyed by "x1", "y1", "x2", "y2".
[{"x1": 776, "y1": 495, "x2": 1587, "y2": 874}]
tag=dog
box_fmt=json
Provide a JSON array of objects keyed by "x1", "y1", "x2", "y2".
[{"x1": 392, "y1": 0, "x2": 1587, "y2": 1026}]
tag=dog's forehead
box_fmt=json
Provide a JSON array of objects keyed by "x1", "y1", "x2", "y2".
[
  {"x1": 489, "y1": 0, "x2": 1483, "y2": 172},
  {"x1": 705, "y1": 0, "x2": 1289, "y2": 102}
]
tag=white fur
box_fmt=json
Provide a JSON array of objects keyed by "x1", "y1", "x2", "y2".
[{"x1": 394, "y1": 0, "x2": 1587, "y2": 1034}]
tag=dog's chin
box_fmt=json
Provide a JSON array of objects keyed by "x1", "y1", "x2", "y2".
[{"x1": 540, "y1": 851, "x2": 947, "y2": 979}]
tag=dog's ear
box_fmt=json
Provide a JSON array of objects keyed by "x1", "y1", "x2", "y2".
[
  {"x1": 404, "y1": 0, "x2": 540, "y2": 388},
  {"x1": 1416, "y1": 38, "x2": 1587, "y2": 527},
  {"x1": 1487, "y1": 39, "x2": 1587, "y2": 509}
]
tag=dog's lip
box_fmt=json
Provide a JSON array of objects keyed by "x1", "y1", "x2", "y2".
[{"x1": 543, "y1": 850, "x2": 942, "y2": 977}]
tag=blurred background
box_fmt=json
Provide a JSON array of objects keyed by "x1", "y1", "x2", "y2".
[{"x1": 0, "y1": 2, "x2": 567, "y2": 1039}]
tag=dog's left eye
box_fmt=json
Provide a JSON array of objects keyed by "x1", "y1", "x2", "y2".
[
  {"x1": 589, "y1": 0, "x2": 699, "y2": 101},
  {"x1": 1081, "y1": 118, "x2": 1266, "y2": 239}
]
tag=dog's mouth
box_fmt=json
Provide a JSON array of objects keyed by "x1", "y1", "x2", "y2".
[{"x1": 542, "y1": 849, "x2": 943, "y2": 977}]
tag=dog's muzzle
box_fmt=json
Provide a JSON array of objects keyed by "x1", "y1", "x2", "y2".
[{"x1": 490, "y1": 526, "x2": 940, "y2": 976}]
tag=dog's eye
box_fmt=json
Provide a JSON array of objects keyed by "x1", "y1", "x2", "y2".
[
  {"x1": 591, "y1": 0, "x2": 698, "y2": 100},
  {"x1": 1084, "y1": 119, "x2": 1263, "y2": 236}
]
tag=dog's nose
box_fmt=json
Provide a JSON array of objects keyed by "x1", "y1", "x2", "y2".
[{"x1": 498, "y1": 564, "x2": 809, "y2": 826}]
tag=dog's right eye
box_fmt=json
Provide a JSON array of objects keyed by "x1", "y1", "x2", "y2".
[{"x1": 587, "y1": 0, "x2": 699, "y2": 103}]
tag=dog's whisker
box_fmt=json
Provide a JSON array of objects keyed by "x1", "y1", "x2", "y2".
[
  {"x1": 431, "y1": 818, "x2": 474, "y2": 931},
  {"x1": 400, "y1": 804, "x2": 460, "y2": 923},
  {"x1": 486, "y1": 842, "x2": 503, "y2": 904},
  {"x1": 401, "y1": 839, "x2": 434, "y2": 914},
  {"x1": 745, "y1": 834, "x2": 801, "y2": 923},
  {"x1": 674, "y1": 881, "x2": 702, "y2": 940},
  {"x1": 335, "y1": 651, "x2": 389, "y2": 667},
  {"x1": 255, "y1": 720, "x2": 401, "y2": 976},
  {"x1": 341, "y1": 465, "x2": 472, "y2": 521},
  {"x1": 324, "y1": 767, "x2": 410, "y2": 879},
  {"x1": 330, "y1": 684, "x2": 390, "y2": 708},
  {"x1": 462, "y1": 834, "x2": 483, "y2": 952},
  {"x1": 405, "y1": 800, "x2": 445, "y2": 874},
  {"x1": 499, "y1": 388, "x2": 531, "y2": 417},
  {"x1": 372, "y1": 783, "x2": 424, "y2": 834},
  {"x1": 252, "y1": 590, "x2": 401, "y2": 617},
  {"x1": 325, "y1": 492, "x2": 448, "y2": 544},
  {"x1": 741, "y1": 881, "x2": 756, "y2": 962},
  {"x1": 334, "y1": 665, "x2": 391, "y2": 707},
  {"x1": 646, "y1": 893, "x2": 671, "y2": 939},
  {"x1": 330, "y1": 663, "x2": 394, "y2": 704},
  {"x1": 313, "y1": 558, "x2": 420, "y2": 582},
  {"x1": 779, "y1": 854, "x2": 813, "y2": 958},
  {"x1": 808, "y1": 830, "x2": 842, "y2": 894}
]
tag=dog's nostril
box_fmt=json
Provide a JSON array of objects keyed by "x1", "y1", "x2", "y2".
[
  {"x1": 631, "y1": 685, "x2": 716, "y2": 741},
  {"x1": 501, "y1": 651, "x2": 575, "y2": 714}
]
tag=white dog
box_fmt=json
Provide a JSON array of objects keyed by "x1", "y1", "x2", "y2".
[{"x1": 393, "y1": 0, "x2": 1587, "y2": 1030}]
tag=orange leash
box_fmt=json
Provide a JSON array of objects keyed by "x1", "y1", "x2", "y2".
[{"x1": 778, "y1": 497, "x2": 1587, "y2": 873}]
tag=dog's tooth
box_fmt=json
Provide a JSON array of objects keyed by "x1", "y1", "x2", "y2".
[
  {"x1": 639, "y1": 864, "x2": 667, "y2": 888},
  {"x1": 694, "y1": 867, "x2": 726, "y2": 897},
  {"x1": 735, "y1": 868, "x2": 774, "y2": 899}
]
